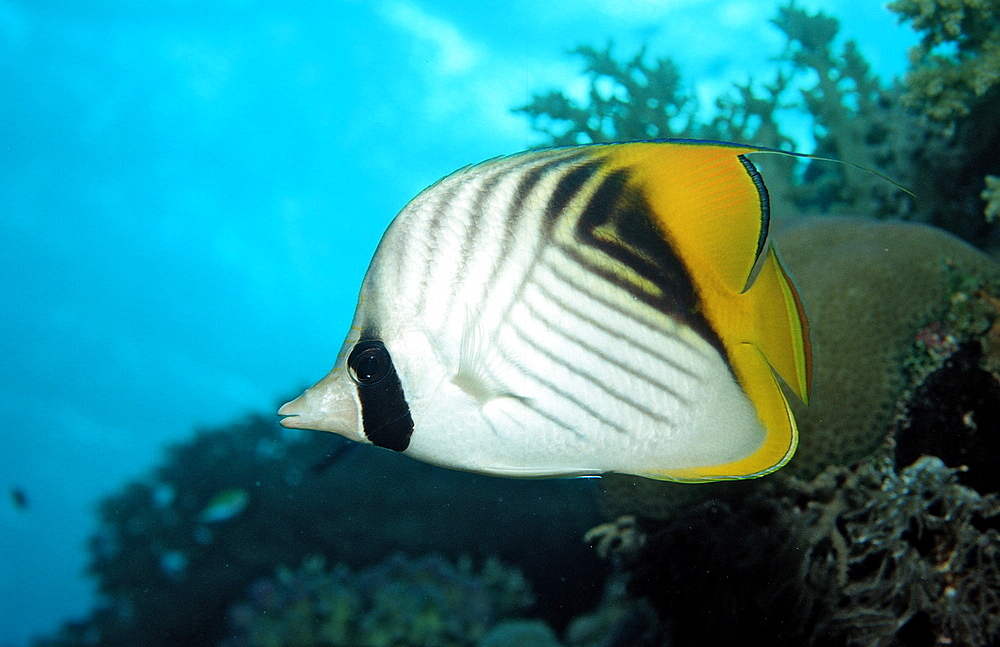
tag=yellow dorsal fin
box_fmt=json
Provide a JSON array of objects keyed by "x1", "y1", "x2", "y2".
[
  {"x1": 597, "y1": 140, "x2": 767, "y2": 295},
  {"x1": 596, "y1": 140, "x2": 811, "y2": 401}
]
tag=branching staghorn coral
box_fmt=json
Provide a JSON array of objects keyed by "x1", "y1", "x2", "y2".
[
  {"x1": 515, "y1": 44, "x2": 699, "y2": 146},
  {"x1": 769, "y1": 4, "x2": 917, "y2": 219}
]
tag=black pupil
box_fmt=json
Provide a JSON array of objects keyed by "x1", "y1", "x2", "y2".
[
  {"x1": 349, "y1": 342, "x2": 390, "y2": 385},
  {"x1": 355, "y1": 351, "x2": 383, "y2": 381}
]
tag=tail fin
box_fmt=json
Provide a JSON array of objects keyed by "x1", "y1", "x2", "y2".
[
  {"x1": 685, "y1": 246, "x2": 810, "y2": 481},
  {"x1": 746, "y1": 245, "x2": 812, "y2": 405}
]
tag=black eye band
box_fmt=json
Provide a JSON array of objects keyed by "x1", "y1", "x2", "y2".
[{"x1": 347, "y1": 339, "x2": 413, "y2": 452}]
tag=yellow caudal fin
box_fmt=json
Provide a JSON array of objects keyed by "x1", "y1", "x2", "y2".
[
  {"x1": 746, "y1": 245, "x2": 812, "y2": 405},
  {"x1": 683, "y1": 246, "x2": 811, "y2": 480}
]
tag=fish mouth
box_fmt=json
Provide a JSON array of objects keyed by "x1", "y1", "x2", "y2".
[
  {"x1": 277, "y1": 399, "x2": 310, "y2": 429},
  {"x1": 275, "y1": 378, "x2": 363, "y2": 440},
  {"x1": 276, "y1": 393, "x2": 353, "y2": 434}
]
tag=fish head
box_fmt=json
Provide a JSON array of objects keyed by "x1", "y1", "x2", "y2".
[
  {"x1": 278, "y1": 307, "x2": 505, "y2": 470},
  {"x1": 279, "y1": 183, "x2": 527, "y2": 472}
]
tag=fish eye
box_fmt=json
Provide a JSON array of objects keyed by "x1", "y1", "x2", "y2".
[{"x1": 347, "y1": 340, "x2": 391, "y2": 386}]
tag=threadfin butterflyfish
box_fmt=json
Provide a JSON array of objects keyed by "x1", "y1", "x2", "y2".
[{"x1": 279, "y1": 141, "x2": 811, "y2": 482}]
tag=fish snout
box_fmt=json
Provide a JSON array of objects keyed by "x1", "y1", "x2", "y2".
[
  {"x1": 277, "y1": 371, "x2": 364, "y2": 441},
  {"x1": 277, "y1": 397, "x2": 311, "y2": 429}
]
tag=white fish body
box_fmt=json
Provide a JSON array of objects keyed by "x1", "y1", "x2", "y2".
[{"x1": 280, "y1": 142, "x2": 811, "y2": 481}]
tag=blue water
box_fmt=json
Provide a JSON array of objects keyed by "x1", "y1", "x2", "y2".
[{"x1": 0, "y1": 1, "x2": 915, "y2": 644}]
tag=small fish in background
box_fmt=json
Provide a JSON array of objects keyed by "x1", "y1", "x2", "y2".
[
  {"x1": 199, "y1": 488, "x2": 249, "y2": 523},
  {"x1": 11, "y1": 487, "x2": 28, "y2": 511},
  {"x1": 280, "y1": 141, "x2": 811, "y2": 482}
]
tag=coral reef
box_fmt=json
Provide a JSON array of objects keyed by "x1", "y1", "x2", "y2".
[
  {"x1": 615, "y1": 457, "x2": 1000, "y2": 646},
  {"x1": 221, "y1": 553, "x2": 534, "y2": 647},
  {"x1": 35, "y1": 412, "x2": 605, "y2": 647}
]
